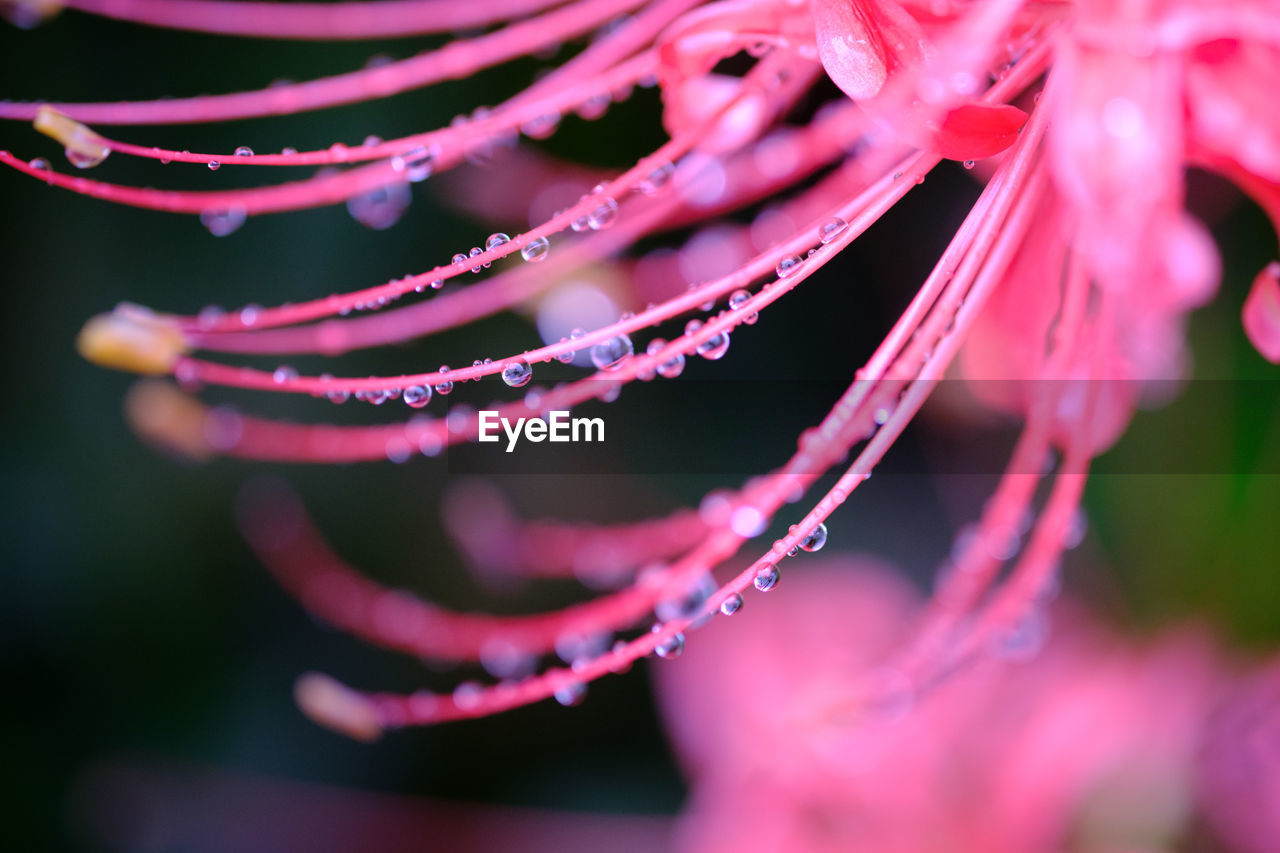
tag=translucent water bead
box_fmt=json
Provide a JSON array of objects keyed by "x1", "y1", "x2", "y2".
[
  {"x1": 391, "y1": 146, "x2": 434, "y2": 182},
  {"x1": 586, "y1": 197, "x2": 619, "y2": 230},
  {"x1": 776, "y1": 256, "x2": 803, "y2": 277},
  {"x1": 728, "y1": 289, "x2": 758, "y2": 325},
  {"x1": 817, "y1": 217, "x2": 848, "y2": 244},
  {"x1": 486, "y1": 232, "x2": 510, "y2": 251},
  {"x1": 653, "y1": 630, "x2": 686, "y2": 659},
  {"x1": 799, "y1": 522, "x2": 828, "y2": 552},
  {"x1": 433, "y1": 366, "x2": 454, "y2": 396},
  {"x1": 684, "y1": 319, "x2": 730, "y2": 361},
  {"x1": 235, "y1": 146, "x2": 254, "y2": 157},
  {"x1": 647, "y1": 338, "x2": 685, "y2": 378},
  {"x1": 501, "y1": 361, "x2": 532, "y2": 388},
  {"x1": 753, "y1": 564, "x2": 780, "y2": 591},
  {"x1": 521, "y1": 235, "x2": 550, "y2": 263},
  {"x1": 199, "y1": 207, "x2": 247, "y2": 237},
  {"x1": 404, "y1": 384, "x2": 432, "y2": 408},
  {"x1": 719, "y1": 593, "x2": 744, "y2": 616},
  {"x1": 590, "y1": 333, "x2": 633, "y2": 370}
]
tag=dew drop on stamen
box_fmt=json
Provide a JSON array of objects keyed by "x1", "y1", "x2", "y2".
[
  {"x1": 653, "y1": 630, "x2": 685, "y2": 659},
  {"x1": 433, "y1": 365, "x2": 454, "y2": 396},
  {"x1": 469, "y1": 247, "x2": 487, "y2": 271},
  {"x1": 272, "y1": 365, "x2": 298, "y2": 384},
  {"x1": 521, "y1": 236, "x2": 551, "y2": 263},
  {"x1": 391, "y1": 146, "x2": 435, "y2": 183},
  {"x1": 776, "y1": 256, "x2": 803, "y2": 277},
  {"x1": 404, "y1": 384, "x2": 432, "y2": 408},
  {"x1": 963, "y1": 160, "x2": 976, "y2": 170},
  {"x1": 692, "y1": 324, "x2": 731, "y2": 361},
  {"x1": 753, "y1": 564, "x2": 780, "y2": 592},
  {"x1": 798, "y1": 522, "x2": 828, "y2": 552},
  {"x1": 647, "y1": 338, "x2": 685, "y2": 379},
  {"x1": 636, "y1": 161, "x2": 675, "y2": 195},
  {"x1": 452, "y1": 253, "x2": 469, "y2": 267},
  {"x1": 719, "y1": 593, "x2": 744, "y2": 616},
  {"x1": 199, "y1": 207, "x2": 247, "y2": 237},
  {"x1": 234, "y1": 146, "x2": 254, "y2": 157},
  {"x1": 554, "y1": 682, "x2": 588, "y2": 706},
  {"x1": 729, "y1": 289, "x2": 759, "y2": 325},
  {"x1": 590, "y1": 333, "x2": 633, "y2": 370},
  {"x1": 280, "y1": 147, "x2": 298, "y2": 155},
  {"x1": 486, "y1": 232, "x2": 510, "y2": 251},
  {"x1": 452, "y1": 681, "x2": 483, "y2": 711},
  {"x1": 586, "y1": 197, "x2": 619, "y2": 230},
  {"x1": 818, "y1": 217, "x2": 848, "y2": 244},
  {"x1": 520, "y1": 112, "x2": 561, "y2": 139},
  {"x1": 29, "y1": 157, "x2": 51, "y2": 172},
  {"x1": 556, "y1": 338, "x2": 575, "y2": 364},
  {"x1": 207, "y1": 160, "x2": 220, "y2": 171},
  {"x1": 501, "y1": 361, "x2": 532, "y2": 388},
  {"x1": 347, "y1": 183, "x2": 410, "y2": 230}
]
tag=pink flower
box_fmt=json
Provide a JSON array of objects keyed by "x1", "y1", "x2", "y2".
[
  {"x1": 656, "y1": 559, "x2": 1263, "y2": 853},
  {"x1": 2, "y1": 0, "x2": 1277, "y2": 732}
]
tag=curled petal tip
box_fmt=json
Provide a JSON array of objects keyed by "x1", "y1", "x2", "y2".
[
  {"x1": 812, "y1": 0, "x2": 889, "y2": 101},
  {"x1": 77, "y1": 304, "x2": 187, "y2": 375},
  {"x1": 934, "y1": 102, "x2": 1028, "y2": 162},
  {"x1": 294, "y1": 672, "x2": 384, "y2": 742},
  {"x1": 124, "y1": 380, "x2": 212, "y2": 461},
  {"x1": 1243, "y1": 262, "x2": 1280, "y2": 363}
]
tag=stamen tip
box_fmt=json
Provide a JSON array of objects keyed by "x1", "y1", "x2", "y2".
[
  {"x1": 124, "y1": 380, "x2": 212, "y2": 460},
  {"x1": 294, "y1": 672, "x2": 385, "y2": 742},
  {"x1": 34, "y1": 104, "x2": 110, "y2": 168},
  {"x1": 77, "y1": 304, "x2": 187, "y2": 375}
]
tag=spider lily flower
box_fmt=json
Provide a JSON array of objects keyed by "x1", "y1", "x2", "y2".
[
  {"x1": 2, "y1": 0, "x2": 1277, "y2": 735},
  {"x1": 656, "y1": 560, "x2": 1276, "y2": 853}
]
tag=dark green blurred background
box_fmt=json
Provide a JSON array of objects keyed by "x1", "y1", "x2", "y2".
[{"x1": 2, "y1": 9, "x2": 1277, "y2": 852}]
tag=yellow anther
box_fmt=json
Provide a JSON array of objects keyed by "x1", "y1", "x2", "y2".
[
  {"x1": 34, "y1": 105, "x2": 110, "y2": 168},
  {"x1": 77, "y1": 303, "x2": 188, "y2": 375},
  {"x1": 0, "y1": 0, "x2": 63, "y2": 29},
  {"x1": 124, "y1": 381, "x2": 214, "y2": 461},
  {"x1": 294, "y1": 673, "x2": 385, "y2": 742}
]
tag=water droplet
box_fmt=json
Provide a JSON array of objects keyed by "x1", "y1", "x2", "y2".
[
  {"x1": 272, "y1": 365, "x2": 298, "y2": 384},
  {"x1": 347, "y1": 183, "x2": 411, "y2": 230},
  {"x1": 693, "y1": 324, "x2": 730, "y2": 361},
  {"x1": 776, "y1": 255, "x2": 803, "y2": 277},
  {"x1": 798, "y1": 522, "x2": 828, "y2": 552},
  {"x1": 637, "y1": 161, "x2": 675, "y2": 195},
  {"x1": 391, "y1": 145, "x2": 434, "y2": 182},
  {"x1": 963, "y1": 159, "x2": 976, "y2": 170},
  {"x1": 554, "y1": 682, "x2": 587, "y2": 706},
  {"x1": 647, "y1": 338, "x2": 685, "y2": 379},
  {"x1": 818, "y1": 217, "x2": 848, "y2": 244},
  {"x1": 653, "y1": 631, "x2": 685, "y2": 659},
  {"x1": 234, "y1": 146, "x2": 254, "y2": 157},
  {"x1": 280, "y1": 147, "x2": 298, "y2": 155},
  {"x1": 485, "y1": 232, "x2": 510, "y2": 251},
  {"x1": 590, "y1": 334, "x2": 633, "y2": 370},
  {"x1": 452, "y1": 681, "x2": 483, "y2": 710},
  {"x1": 430, "y1": 279, "x2": 444, "y2": 290},
  {"x1": 501, "y1": 360, "x2": 532, "y2": 388},
  {"x1": 753, "y1": 564, "x2": 779, "y2": 591},
  {"x1": 28, "y1": 157, "x2": 51, "y2": 171},
  {"x1": 433, "y1": 365, "x2": 454, "y2": 396},
  {"x1": 586, "y1": 197, "x2": 618, "y2": 230},
  {"x1": 468, "y1": 247, "x2": 486, "y2": 271},
  {"x1": 452, "y1": 252, "x2": 469, "y2": 267},
  {"x1": 207, "y1": 160, "x2": 220, "y2": 171},
  {"x1": 404, "y1": 384, "x2": 432, "y2": 408},
  {"x1": 521, "y1": 235, "x2": 550, "y2": 263},
  {"x1": 199, "y1": 207, "x2": 247, "y2": 237},
  {"x1": 719, "y1": 593, "x2": 744, "y2": 616},
  {"x1": 728, "y1": 289, "x2": 759, "y2": 325},
  {"x1": 520, "y1": 112, "x2": 561, "y2": 139}
]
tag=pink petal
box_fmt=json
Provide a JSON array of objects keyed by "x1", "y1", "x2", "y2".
[{"x1": 1243, "y1": 262, "x2": 1280, "y2": 363}]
